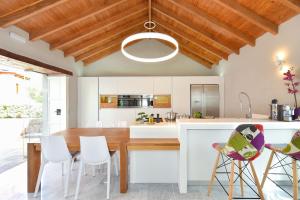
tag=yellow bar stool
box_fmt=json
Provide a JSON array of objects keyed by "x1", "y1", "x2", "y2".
[{"x1": 208, "y1": 124, "x2": 265, "y2": 200}]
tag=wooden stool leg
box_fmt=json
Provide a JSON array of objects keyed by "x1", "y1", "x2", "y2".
[
  {"x1": 261, "y1": 151, "x2": 275, "y2": 188},
  {"x1": 208, "y1": 152, "x2": 221, "y2": 196},
  {"x1": 292, "y1": 159, "x2": 298, "y2": 200},
  {"x1": 228, "y1": 160, "x2": 235, "y2": 200},
  {"x1": 238, "y1": 161, "x2": 244, "y2": 197},
  {"x1": 249, "y1": 161, "x2": 265, "y2": 200}
]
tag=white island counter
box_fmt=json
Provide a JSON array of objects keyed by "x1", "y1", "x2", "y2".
[
  {"x1": 129, "y1": 118, "x2": 300, "y2": 193},
  {"x1": 129, "y1": 122, "x2": 178, "y2": 183},
  {"x1": 177, "y1": 118, "x2": 300, "y2": 193}
]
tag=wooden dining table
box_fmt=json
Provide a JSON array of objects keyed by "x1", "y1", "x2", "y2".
[{"x1": 27, "y1": 128, "x2": 130, "y2": 193}]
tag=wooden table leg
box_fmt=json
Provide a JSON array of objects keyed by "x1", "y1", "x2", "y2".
[
  {"x1": 27, "y1": 143, "x2": 41, "y2": 193},
  {"x1": 119, "y1": 142, "x2": 128, "y2": 193}
]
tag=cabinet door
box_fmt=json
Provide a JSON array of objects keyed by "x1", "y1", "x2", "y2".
[
  {"x1": 99, "y1": 77, "x2": 118, "y2": 94},
  {"x1": 172, "y1": 77, "x2": 190, "y2": 114},
  {"x1": 99, "y1": 109, "x2": 136, "y2": 125},
  {"x1": 153, "y1": 77, "x2": 172, "y2": 94},
  {"x1": 77, "y1": 77, "x2": 98, "y2": 128},
  {"x1": 117, "y1": 77, "x2": 153, "y2": 94}
]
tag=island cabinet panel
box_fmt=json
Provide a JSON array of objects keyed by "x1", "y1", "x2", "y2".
[
  {"x1": 99, "y1": 77, "x2": 118, "y2": 95},
  {"x1": 153, "y1": 77, "x2": 172, "y2": 94},
  {"x1": 117, "y1": 77, "x2": 154, "y2": 94},
  {"x1": 129, "y1": 124, "x2": 178, "y2": 183},
  {"x1": 77, "y1": 77, "x2": 99, "y2": 128}
]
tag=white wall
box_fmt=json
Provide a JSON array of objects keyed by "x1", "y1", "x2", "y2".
[
  {"x1": 0, "y1": 26, "x2": 83, "y2": 127},
  {"x1": 218, "y1": 15, "x2": 300, "y2": 117},
  {"x1": 82, "y1": 40, "x2": 219, "y2": 76}
]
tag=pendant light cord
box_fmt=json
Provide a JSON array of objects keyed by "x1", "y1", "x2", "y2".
[
  {"x1": 144, "y1": 0, "x2": 156, "y2": 31},
  {"x1": 148, "y1": 0, "x2": 151, "y2": 32}
]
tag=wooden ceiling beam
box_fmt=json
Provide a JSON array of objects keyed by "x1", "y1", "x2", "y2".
[
  {"x1": 157, "y1": 39, "x2": 213, "y2": 68},
  {"x1": 155, "y1": 18, "x2": 229, "y2": 60},
  {"x1": 279, "y1": 0, "x2": 300, "y2": 13},
  {"x1": 50, "y1": 4, "x2": 147, "y2": 50},
  {"x1": 83, "y1": 45, "x2": 120, "y2": 66},
  {"x1": 0, "y1": 0, "x2": 66, "y2": 28},
  {"x1": 155, "y1": 26, "x2": 220, "y2": 64},
  {"x1": 212, "y1": 0, "x2": 278, "y2": 34},
  {"x1": 75, "y1": 28, "x2": 143, "y2": 61},
  {"x1": 30, "y1": 0, "x2": 127, "y2": 41},
  {"x1": 83, "y1": 40, "x2": 140, "y2": 66},
  {"x1": 169, "y1": 0, "x2": 255, "y2": 46},
  {"x1": 64, "y1": 21, "x2": 144, "y2": 57},
  {"x1": 181, "y1": 47, "x2": 213, "y2": 68},
  {"x1": 153, "y1": 4, "x2": 240, "y2": 54}
]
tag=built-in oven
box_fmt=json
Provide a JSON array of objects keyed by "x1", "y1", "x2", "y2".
[{"x1": 117, "y1": 95, "x2": 153, "y2": 108}]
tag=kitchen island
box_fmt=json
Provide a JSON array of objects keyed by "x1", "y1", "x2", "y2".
[
  {"x1": 129, "y1": 122, "x2": 179, "y2": 183},
  {"x1": 177, "y1": 118, "x2": 300, "y2": 193},
  {"x1": 129, "y1": 118, "x2": 300, "y2": 193}
]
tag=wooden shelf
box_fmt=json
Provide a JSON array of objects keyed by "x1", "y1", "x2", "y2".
[
  {"x1": 100, "y1": 95, "x2": 118, "y2": 108},
  {"x1": 153, "y1": 95, "x2": 171, "y2": 108},
  {"x1": 127, "y1": 138, "x2": 180, "y2": 150}
]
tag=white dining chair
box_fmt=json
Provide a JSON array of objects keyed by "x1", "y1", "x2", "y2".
[
  {"x1": 94, "y1": 120, "x2": 128, "y2": 177},
  {"x1": 34, "y1": 136, "x2": 72, "y2": 198},
  {"x1": 75, "y1": 136, "x2": 111, "y2": 199}
]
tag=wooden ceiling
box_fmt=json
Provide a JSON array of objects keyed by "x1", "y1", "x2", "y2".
[{"x1": 0, "y1": 0, "x2": 299, "y2": 68}]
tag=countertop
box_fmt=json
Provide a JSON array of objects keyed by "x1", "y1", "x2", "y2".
[
  {"x1": 130, "y1": 122, "x2": 177, "y2": 128},
  {"x1": 176, "y1": 118, "x2": 300, "y2": 130},
  {"x1": 129, "y1": 118, "x2": 300, "y2": 130}
]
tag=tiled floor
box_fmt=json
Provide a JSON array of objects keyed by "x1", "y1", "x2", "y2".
[
  {"x1": 0, "y1": 148, "x2": 26, "y2": 174},
  {"x1": 0, "y1": 161, "x2": 295, "y2": 200}
]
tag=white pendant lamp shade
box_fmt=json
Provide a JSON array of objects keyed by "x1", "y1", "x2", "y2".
[{"x1": 121, "y1": 32, "x2": 179, "y2": 63}]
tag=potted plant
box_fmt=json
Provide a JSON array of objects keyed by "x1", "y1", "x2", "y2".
[
  {"x1": 136, "y1": 112, "x2": 148, "y2": 124},
  {"x1": 283, "y1": 70, "x2": 300, "y2": 119}
]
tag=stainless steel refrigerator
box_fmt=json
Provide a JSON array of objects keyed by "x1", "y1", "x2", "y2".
[{"x1": 190, "y1": 84, "x2": 220, "y2": 118}]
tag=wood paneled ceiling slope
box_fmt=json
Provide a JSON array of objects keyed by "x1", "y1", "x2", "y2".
[{"x1": 0, "y1": 0, "x2": 299, "y2": 68}]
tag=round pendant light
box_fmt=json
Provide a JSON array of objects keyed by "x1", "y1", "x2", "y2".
[
  {"x1": 121, "y1": 32, "x2": 178, "y2": 63},
  {"x1": 121, "y1": 0, "x2": 179, "y2": 63}
]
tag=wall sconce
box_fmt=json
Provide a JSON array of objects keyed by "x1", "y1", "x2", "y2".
[
  {"x1": 280, "y1": 64, "x2": 290, "y2": 74},
  {"x1": 275, "y1": 51, "x2": 292, "y2": 74}
]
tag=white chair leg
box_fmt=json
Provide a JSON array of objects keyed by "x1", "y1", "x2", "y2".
[
  {"x1": 92, "y1": 166, "x2": 96, "y2": 177},
  {"x1": 84, "y1": 164, "x2": 87, "y2": 176},
  {"x1": 62, "y1": 162, "x2": 64, "y2": 176},
  {"x1": 107, "y1": 160, "x2": 111, "y2": 199},
  {"x1": 114, "y1": 154, "x2": 119, "y2": 176},
  {"x1": 64, "y1": 160, "x2": 71, "y2": 197},
  {"x1": 34, "y1": 160, "x2": 45, "y2": 197},
  {"x1": 71, "y1": 157, "x2": 75, "y2": 171},
  {"x1": 75, "y1": 161, "x2": 83, "y2": 200}
]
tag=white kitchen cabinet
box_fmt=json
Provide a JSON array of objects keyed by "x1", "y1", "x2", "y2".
[
  {"x1": 99, "y1": 108, "x2": 136, "y2": 125},
  {"x1": 153, "y1": 77, "x2": 172, "y2": 94},
  {"x1": 99, "y1": 77, "x2": 118, "y2": 94},
  {"x1": 77, "y1": 77, "x2": 99, "y2": 128},
  {"x1": 117, "y1": 77, "x2": 153, "y2": 94}
]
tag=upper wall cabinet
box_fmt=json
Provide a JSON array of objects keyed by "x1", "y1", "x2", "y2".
[
  {"x1": 153, "y1": 77, "x2": 172, "y2": 94},
  {"x1": 117, "y1": 77, "x2": 153, "y2": 94},
  {"x1": 99, "y1": 77, "x2": 118, "y2": 94}
]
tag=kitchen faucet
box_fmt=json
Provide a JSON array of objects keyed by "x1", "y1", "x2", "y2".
[{"x1": 239, "y1": 92, "x2": 252, "y2": 119}]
